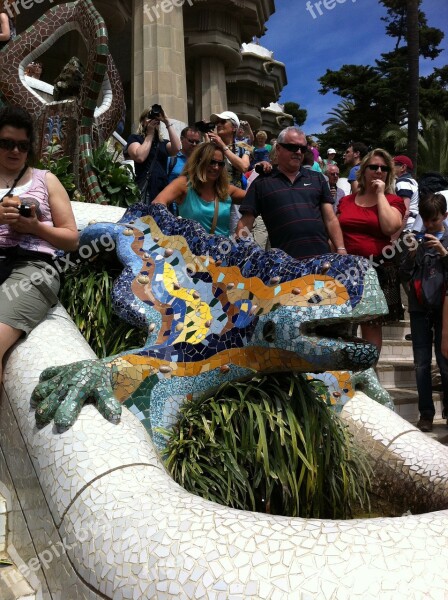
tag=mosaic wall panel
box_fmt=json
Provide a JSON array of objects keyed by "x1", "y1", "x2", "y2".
[{"x1": 0, "y1": 0, "x2": 125, "y2": 203}]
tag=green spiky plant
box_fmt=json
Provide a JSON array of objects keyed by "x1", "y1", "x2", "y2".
[
  {"x1": 59, "y1": 253, "x2": 146, "y2": 357},
  {"x1": 37, "y1": 142, "x2": 78, "y2": 198},
  {"x1": 160, "y1": 372, "x2": 372, "y2": 519},
  {"x1": 88, "y1": 143, "x2": 140, "y2": 207}
]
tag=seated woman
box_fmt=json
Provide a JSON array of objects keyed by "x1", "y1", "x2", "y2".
[
  {"x1": 152, "y1": 142, "x2": 245, "y2": 237},
  {"x1": 0, "y1": 106, "x2": 78, "y2": 381},
  {"x1": 124, "y1": 106, "x2": 181, "y2": 204},
  {"x1": 337, "y1": 148, "x2": 405, "y2": 351},
  {"x1": 0, "y1": 0, "x2": 16, "y2": 50}
]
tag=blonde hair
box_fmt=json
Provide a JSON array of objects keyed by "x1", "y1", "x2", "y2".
[
  {"x1": 182, "y1": 142, "x2": 230, "y2": 201},
  {"x1": 256, "y1": 130, "x2": 267, "y2": 141},
  {"x1": 357, "y1": 148, "x2": 395, "y2": 195},
  {"x1": 137, "y1": 108, "x2": 160, "y2": 138}
]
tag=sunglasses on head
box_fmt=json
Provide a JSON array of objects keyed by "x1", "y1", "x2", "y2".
[
  {"x1": 278, "y1": 142, "x2": 308, "y2": 153},
  {"x1": 366, "y1": 164, "x2": 390, "y2": 172},
  {"x1": 210, "y1": 159, "x2": 225, "y2": 167},
  {"x1": 0, "y1": 138, "x2": 31, "y2": 153}
]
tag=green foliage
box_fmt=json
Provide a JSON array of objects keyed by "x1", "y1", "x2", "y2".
[
  {"x1": 88, "y1": 143, "x2": 139, "y2": 207},
  {"x1": 59, "y1": 253, "x2": 146, "y2": 357},
  {"x1": 37, "y1": 143, "x2": 77, "y2": 198},
  {"x1": 317, "y1": 1, "x2": 447, "y2": 150},
  {"x1": 383, "y1": 113, "x2": 448, "y2": 175},
  {"x1": 283, "y1": 101, "x2": 307, "y2": 127},
  {"x1": 161, "y1": 372, "x2": 372, "y2": 519}
]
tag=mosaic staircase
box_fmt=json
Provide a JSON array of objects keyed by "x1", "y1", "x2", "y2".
[
  {"x1": 0, "y1": 493, "x2": 35, "y2": 600},
  {"x1": 378, "y1": 319, "x2": 445, "y2": 424}
]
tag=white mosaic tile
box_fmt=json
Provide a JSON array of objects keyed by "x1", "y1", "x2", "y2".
[{"x1": 1, "y1": 210, "x2": 448, "y2": 598}]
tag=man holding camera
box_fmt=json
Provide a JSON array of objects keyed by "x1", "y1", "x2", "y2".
[
  {"x1": 125, "y1": 105, "x2": 181, "y2": 204},
  {"x1": 236, "y1": 126, "x2": 346, "y2": 260}
]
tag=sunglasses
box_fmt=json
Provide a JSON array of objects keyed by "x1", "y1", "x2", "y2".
[
  {"x1": 0, "y1": 138, "x2": 31, "y2": 153},
  {"x1": 278, "y1": 142, "x2": 308, "y2": 153},
  {"x1": 366, "y1": 164, "x2": 390, "y2": 172},
  {"x1": 210, "y1": 159, "x2": 225, "y2": 167},
  {"x1": 186, "y1": 139, "x2": 200, "y2": 145}
]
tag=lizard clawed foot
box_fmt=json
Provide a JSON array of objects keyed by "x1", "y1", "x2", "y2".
[{"x1": 32, "y1": 360, "x2": 121, "y2": 431}]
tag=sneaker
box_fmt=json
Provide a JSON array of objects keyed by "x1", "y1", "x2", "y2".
[{"x1": 416, "y1": 417, "x2": 433, "y2": 432}]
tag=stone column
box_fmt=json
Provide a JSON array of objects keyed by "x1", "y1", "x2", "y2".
[
  {"x1": 194, "y1": 57, "x2": 227, "y2": 121},
  {"x1": 132, "y1": 0, "x2": 188, "y2": 128}
]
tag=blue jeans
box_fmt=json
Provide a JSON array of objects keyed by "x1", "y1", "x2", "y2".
[{"x1": 410, "y1": 310, "x2": 448, "y2": 418}]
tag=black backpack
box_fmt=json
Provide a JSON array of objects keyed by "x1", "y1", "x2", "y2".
[{"x1": 411, "y1": 248, "x2": 447, "y2": 310}]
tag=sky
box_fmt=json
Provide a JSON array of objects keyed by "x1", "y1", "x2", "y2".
[{"x1": 259, "y1": 0, "x2": 448, "y2": 137}]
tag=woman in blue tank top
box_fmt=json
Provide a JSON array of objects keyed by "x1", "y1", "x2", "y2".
[{"x1": 153, "y1": 142, "x2": 245, "y2": 237}]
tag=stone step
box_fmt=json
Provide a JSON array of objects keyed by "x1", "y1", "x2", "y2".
[
  {"x1": 382, "y1": 320, "x2": 411, "y2": 341},
  {"x1": 376, "y1": 360, "x2": 416, "y2": 388},
  {"x1": 386, "y1": 387, "x2": 444, "y2": 421},
  {"x1": 379, "y1": 339, "x2": 413, "y2": 360},
  {"x1": 0, "y1": 552, "x2": 36, "y2": 600},
  {"x1": 0, "y1": 495, "x2": 36, "y2": 600}
]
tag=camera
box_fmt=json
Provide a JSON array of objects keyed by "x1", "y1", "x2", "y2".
[
  {"x1": 194, "y1": 120, "x2": 215, "y2": 134},
  {"x1": 147, "y1": 104, "x2": 163, "y2": 120},
  {"x1": 415, "y1": 232, "x2": 426, "y2": 243},
  {"x1": 18, "y1": 204, "x2": 31, "y2": 217}
]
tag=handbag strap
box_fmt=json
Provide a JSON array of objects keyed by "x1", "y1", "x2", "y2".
[
  {"x1": 209, "y1": 197, "x2": 219, "y2": 234},
  {"x1": 140, "y1": 140, "x2": 160, "y2": 205}
]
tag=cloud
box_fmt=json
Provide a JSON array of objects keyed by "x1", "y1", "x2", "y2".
[{"x1": 259, "y1": 0, "x2": 448, "y2": 134}]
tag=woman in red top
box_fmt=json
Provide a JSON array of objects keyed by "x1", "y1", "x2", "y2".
[{"x1": 337, "y1": 148, "x2": 405, "y2": 351}]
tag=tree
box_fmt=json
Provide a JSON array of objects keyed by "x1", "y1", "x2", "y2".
[
  {"x1": 317, "y1": 0, "x2": 446, "y2": 152},
  {"x1": 383, "y1": 114, "x2": 448, "y2": 175},
  {"x1": 406, "y1": 0, "x2": 419, "y2": 170},
  {"x1": 283, "y1": 102, "x2": 307, "y2": 127}
]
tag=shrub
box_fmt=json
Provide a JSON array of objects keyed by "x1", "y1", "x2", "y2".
[
  {"x1": 88, "y1": 143, "x2": 140, "y2": 207},
  {"x1": 59, "y1": 253, "x2": 146, "y2": 357},
  {"x1": 161, "y1": 372, "x2": 371, "y2": 519}
]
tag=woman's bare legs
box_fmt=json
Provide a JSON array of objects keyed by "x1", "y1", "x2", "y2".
[{"x1": 0, "y1": 323, "x2": 22, "y2": 382}]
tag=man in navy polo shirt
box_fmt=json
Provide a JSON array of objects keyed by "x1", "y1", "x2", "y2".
[{"x1": 236, "y1": 126, "x2": 347, "y2": 259}]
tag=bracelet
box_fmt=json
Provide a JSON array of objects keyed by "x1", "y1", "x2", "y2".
[
  {"x1": 166, "y1": 123, "x2": 173, "y2": 128},
  {"x1": 337, "y1": 247, "x2": 346, "y2": 250},
  {"x1": 223, "y1": 146, "x2": 229, "y2": 152}
]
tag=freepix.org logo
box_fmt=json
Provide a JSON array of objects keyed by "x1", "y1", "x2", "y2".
[
  {"x1": 3, "y1": 0, "x2": 54, "y2": 18},
  {"x1": 143, "y1": 0, "x2": 194, "y2": 23},
  {"x1": 305, "y1": 0, "x2": 357, "y2": 20}
]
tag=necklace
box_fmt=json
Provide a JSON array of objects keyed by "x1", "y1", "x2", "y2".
[
  {"x1": 0, "y1": 168, "x2": 27, "y2": 188},
  {"x1": 0, "y1": 165, "x2": 29, "y2": 203}
]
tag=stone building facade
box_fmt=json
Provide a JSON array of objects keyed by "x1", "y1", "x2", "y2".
[{"x1": 18, "y1": 0, "x2": 291, "y2": 133}]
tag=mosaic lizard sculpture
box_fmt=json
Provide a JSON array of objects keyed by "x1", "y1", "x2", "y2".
[
  {"x1": 0, "y1": 0, "x2": 125, "y2": 203},
  {"x1": 33, "y1": 203, "x2": 390, "y2": 448},
  {"x1": 2, "y1": 202, "x2": 447, "y2": 599}
]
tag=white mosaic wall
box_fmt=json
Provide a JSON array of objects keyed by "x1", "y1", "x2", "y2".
[{"x1": 0, "y1": 303, "x2": 447, "y2": 599}]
